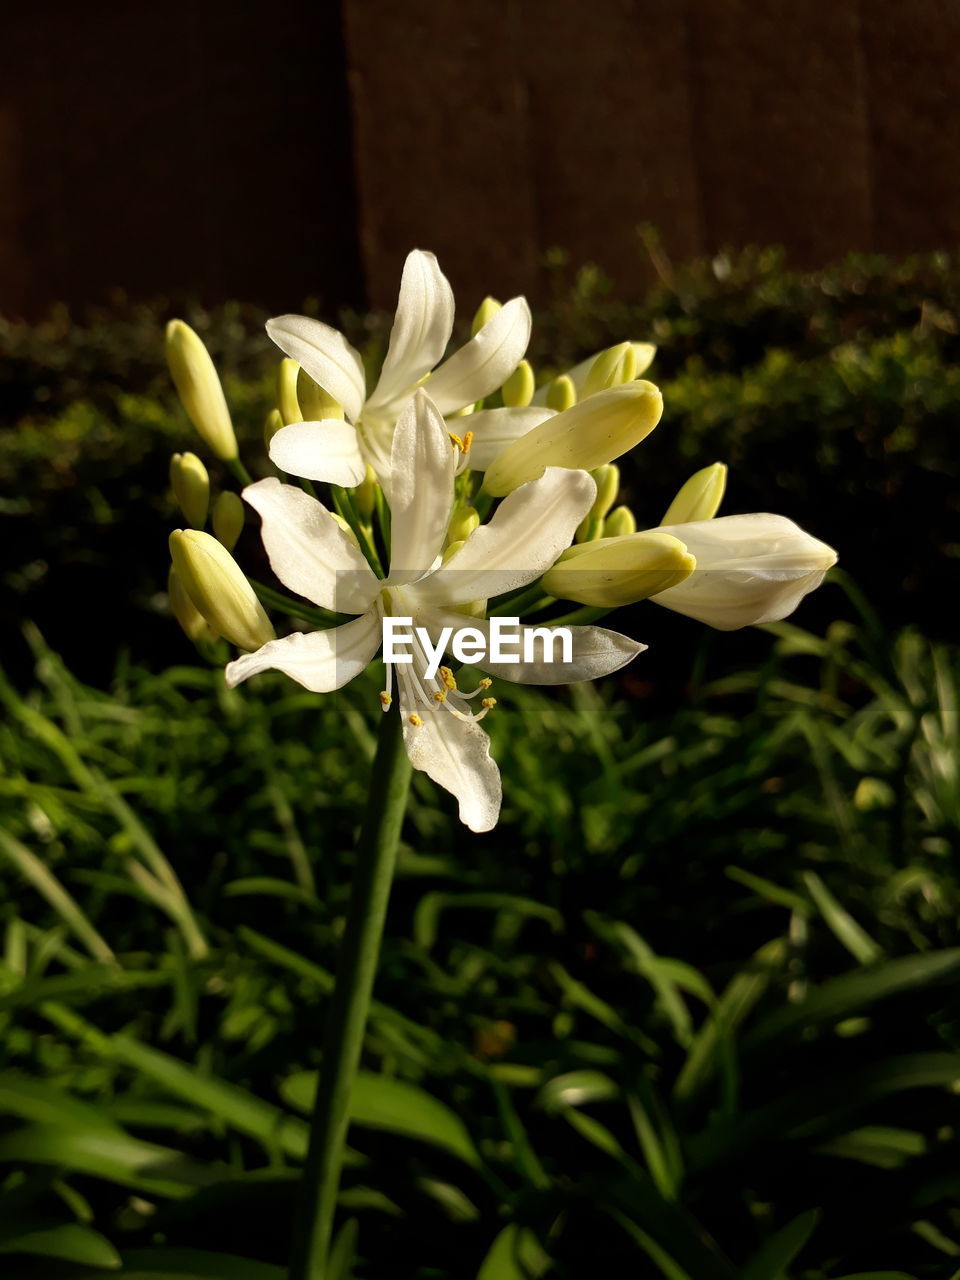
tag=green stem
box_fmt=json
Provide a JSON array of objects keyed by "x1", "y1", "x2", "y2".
[
  {"x1": 228, "y1": 457, "x2": 254, "y2": 487},
  {"x1": 289, "y1": 705, "x2": 412, "y2": 1280}
]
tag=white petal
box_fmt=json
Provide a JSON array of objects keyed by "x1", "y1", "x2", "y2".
[
  {"x1": 416, "y1": 467, "x2": 596, "y2": 607},
  {"x1": 265, "y1": 316, "x2": 366, "y2": 423},
  {"x1": 268, "y1": 421, "x2": 366, "y2": 487},
  {"x1": 365, "y1": 250, "x2": 455, "y2": 414},
  {"x1": 386, "y1": 390, "x2": 455, "y2": 581},
  {"x1": 427, "y1": 610, "x2": 646, "y2": 684},
  {"x1": 224, "y1": 611, "x2": 381, "y2": 693},
  {"x1": 400, "y1": 698, "x2": 501, "y2": 833},
  {"x1": 244, "y1": 477, "x2": 378, "y2": 614},
  {"x1": 651, "y1": 513, "x2": 837, "y2": 630},
  {"x1": 425, "y1": 297, "x2": 532, "y2": 414},
  {"x1": 461, "y1": 406, "x2": 556, "y2": 471}
]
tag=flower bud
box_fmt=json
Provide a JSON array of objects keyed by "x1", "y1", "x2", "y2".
[
  {"x1": 263, "y1": 409, "x2": 284, "y2": 449},
  {"x1": 471, "y1": 296, "x2": 502, "y2": 337},
  {"x1": 355, "y1": 464, "x2": 377, "y2": 519},
  {"x1": 603, "y1": 505, "x2": 636, "y2": 538},
  {"x1": 544, "y1": 532, "x2": 695, "y2": 607},
  {"x1": 545, "y1": 374, "x2": 577, "y2": 412},
  {"x1": 576, "y1": 464, "x2": 620, "y2": 542},
  {"x1": 447, "y1": 505, "x2": 480, "y2": 545},
  {"x1": 212, "y1": 491, "x2": 245, "y2": 550},
  {"x1": 169, "y1": 530, "x2": 275, "y2": 651},
  {"x1": 662, "y1": 462, "x2": 727, "y2": 525},
  {"x1": 631, "y1": 342, "x2": 657, "y2": 377},
  {"x1": 168, "y1": 568, "x2": 219, "y2": 645},
  {"x1": 169, "y1": 452, "x2": 210, "y2": 528},
  {"x1": 580, "y1": 342, "x2": 638, "y2": 399},
  {"x1": 501, "y1": 359, "x2": 535, "y2": 408},
  {"x1": 297, "y1": 366, "x2": 345, "y2": 422},
  {"x1": 165, "y1": 320, "x2": 238, "y2": 461},
  {"x1": 484, "y1": 382, "x2": 662, "y2": 496},
  {"x1": 277, "y1": 358, "x2": 303, "y2": 426},
  {"x1": 650, "y1": 513, "x2": 838, "y2": 630}
]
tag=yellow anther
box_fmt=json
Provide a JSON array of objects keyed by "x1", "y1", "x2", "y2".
[
  {"x1": 433, "y1": 689, "x2": 448, "y2": 703},
  {"x1": 439, "y1": 666, "x2": 458, "y2": 690},
  {"x1": 481, "y1": 697, "x2": 497, "y2": 710},
  {"x1": 409, "y1": 713, "x2": 423, "y2": 727},
  {"x1": 479, "y1": 677, "x2": 492, "y2": 690},
  {"x1": 461, "y1": 430, "x2": 473, "y2": 453},
  {"x1": 448, "y1": 432, "x2": 466, "y2": 453},
  {"x1": 379, "y1": 691, "x2": 392, "y2": 709}
]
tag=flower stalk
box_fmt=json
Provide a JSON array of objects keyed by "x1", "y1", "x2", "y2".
[{"x1": 289, "y1": 703, "x2": 412, "y2": 1280}]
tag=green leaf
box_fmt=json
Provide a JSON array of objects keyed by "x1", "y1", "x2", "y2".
[
  {"x1": 536, "y1": 1070, "x2": 619, "y2": 1114},
  {"x1": 746, "y1": 950, "x2": 960, "y2": 1047},
  {"x1": 280, "y1": 1071, "x2": 479, "y2": 1167},
  {"x1": 107, "y1": 1036, "x2": 309, "y2": 1160},
  {"x1": 802, "y1": 871, "x2": 884, "y2": 964},
  {"x1": 817, "y1": 1126, "x2": 925, "y2": 1169},
  {"x1": 0, "y1": 1124, "x2": 222, "y2": 1197},
  {"x1": 414, "y1": 893, "x2": 563, "y2": 951},
  {"x1": 93, "y1": 1248, "x2": 285, "y2": 1279},
  {"x1": 476, "y1": 1224, "x2": 551, "y2": 1279},
  {"x1": 328, "y1": 1218, "x2": 358, "y2": 1280},
  {"x1": 0, "y1": 1221, "x2": 121, "y2": 1268},
  {"x1": 739, "y1": 1209, "x2": 820, "y2": 1280}
]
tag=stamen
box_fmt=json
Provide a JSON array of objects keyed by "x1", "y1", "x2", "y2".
[
  {"x1": 409, "y1": 713, "x2": 423, "y2": 727},
  {"x1": 482, "y1": 697, "x2": 497, "y2": 709},
  {"x1": 433, "y1": 689, "x2": 448, "y2": 702},
  {"x1": 479, "y1": 677, "x2": 492, "y2": 690},
  {"x1": 448, "y1": 431, "x2": 465, "y2": 452},
  {"x1": 379, "y1": 691, "x2": 392, "y2": 710},
  {"x1": 438, "y1": 666, "x2": 458, "y2": 690},
  {"x1": 461, "y1": 431, "x2": 473, "y2": 453}
]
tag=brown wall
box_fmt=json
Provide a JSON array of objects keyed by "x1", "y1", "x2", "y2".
[
  {"x1": 346, "y1": 0, "x2": 960, "y2": 308},
  {"x1": 2, "y1": 0, "x2": 959, "y2": 318},
  {"x1": 0, "y1": 0, "x2": 361, "y2": 318}
]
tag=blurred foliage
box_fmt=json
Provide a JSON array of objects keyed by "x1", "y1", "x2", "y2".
[
  {"x1": 1, "y1": 598, "x2": 959, "y2": 1276},
  {"x1": 2, "y1": 247, "x2": 960, "y2": 681}
]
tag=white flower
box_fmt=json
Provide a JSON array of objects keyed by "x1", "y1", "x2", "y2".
[
  {"x1": 225, "y1": 390, "x2": 645, "y2": 832},
  {"x1": 649, "y1": 513, "x2": 838, "y2": 630},
  {"x1": 264, "y1": 250, "x2": 532, "y2": 490}
]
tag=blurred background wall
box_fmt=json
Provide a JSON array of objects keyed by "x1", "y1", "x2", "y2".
[{"x1": 1, "y1": 0, "x2": 958, "y2": 315}]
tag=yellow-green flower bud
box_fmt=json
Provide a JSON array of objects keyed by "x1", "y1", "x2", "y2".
[
  {"x1": 354, "y1": 464, "x2": 377, "y2": 519},
  {"x1": 212, "y1": 491, "x2": 245, "y2": 550},
  {"x1": 296, "y1": 366, "x2": 345, "y2": 421},
  {"x1": 277, "y1": 358, "x2": 303, "y2": 426},
  {"x1": 576, "y1": 464, "x2": 620, "y2": 542},
  {"x1": 169, "y1": 452, "x2": 210, "y2": 529},
  {"x1": 316, "y1": 386, "x2": 345, "y2": 420},
  {"x1": 662, "y1": 462, "x2": 727, "y2": 525},
  {"x1": 263, "y1": 409, "x2": 284, "y2": 450},
  {"x1": 442, "y1": 538, "x2": 465, "y2": 564},
  {"x1": 447, "y1": 505, "x2": 480, "y2": 546},
  {"x1": 631, "y1": 342, "x2": 657, "y2": 377},
  {"x1": 168, "y1": 568, "x2": 219, "y2": 645},
  {"x1": 501, "y1": 359, "x2": 535, "y2": 408},
  {"x1": 169, "y1": 530, "x2": 275, "y2": 652},
  {"x1": 484, "y1": 382, "x2": 663, "y2": 496},
  {"x1": 471, "y1": 296, "x2": 502, "y2": 337},
  {"x1": 581, "y1": 342, "x2": 638, "y2": 399},
  {"x1": 543, "y1": 532, "x2": 695, "y2": 608},
  {"x1": 545, "y1": 374, "x2": 577, "y2": 412},
  {"x1": 603, "y1": 505, "x2": 636, "y2": 538},
  {"x1": 165, "y1": 320, "x2": 238, "y2": 461}
]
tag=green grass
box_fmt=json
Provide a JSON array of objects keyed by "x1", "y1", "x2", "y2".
[{"x1": 0, "y1": 583, "x2": 958, "y2": 1278}]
